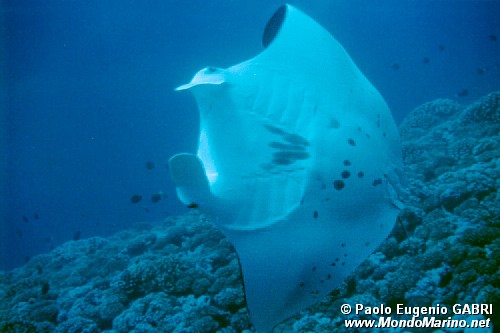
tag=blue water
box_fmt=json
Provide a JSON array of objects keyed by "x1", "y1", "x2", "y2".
[{"x1": 2, "y1": 0, "x2": 499, "y2": 270}]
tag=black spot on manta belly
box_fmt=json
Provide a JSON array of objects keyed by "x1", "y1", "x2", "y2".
[
  {"x1": 263, "y1": 124, "x2": 286, "y2": 135},
  {"x1": 273, "y1": 151, "x2": 310, "y2": 161},
  {"x1": 272, "y1": 156, "x2": 293, "y2": 165},
  {"x1": 329, "y1": 119, "x2": 340, "y2": 129},
  {"x1": 333, "y1": 180, "x2": 345, "y2": 190},
  {"x1": 341, "y1": 170, "x2": 350, "y2": 179},
  {"x1": 283, "y1": 133, "x2": 310, "y2": 146},
  {"x1": 269, "y1": 142, "x2": 306, "y2": 151}
]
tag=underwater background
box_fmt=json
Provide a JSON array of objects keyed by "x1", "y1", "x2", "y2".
[{"x1": 1, "y1": 1, "x2": 499, "y2": 332}]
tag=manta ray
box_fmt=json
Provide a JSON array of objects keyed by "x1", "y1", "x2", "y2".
[{"x1": 169, "y1": 4, "x2": 404, "y2": 332}]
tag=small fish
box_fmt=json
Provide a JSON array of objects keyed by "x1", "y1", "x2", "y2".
[
  {"x1": 41, "y1": 282, "x2": 50, "y2": 295},
  {"x1": 457, "y1": 89, "x2": 469, "y2": 97},
  {"x1": 151, "y1": 192, "x2": 163, "y2": 203},
  {"x1": 438, "y1": 44, "x2": 446, "y2": 52},
  {"x1": 476, "y1": 68, "x2": 486, "y2": 75},
  {"x1": 22, "y1": 216, "x2": 29, "y2": 223},
  {"x1": 34, "y1": 213, "x2": 39, "y2": 220},
  {"x1": 130, "y1": 194, "x2": 143, "y2": 204},
  {"x1": 489, "y1": 34, "x2": 497, "y2": 42},
  {"x1": 422, "y1": 57, "x2": 430, "y2": 64},
  {"x1": 73, "y1": 231, "x2": 81, "y2": 241},
  {"x1": 146, "y1": 161, "x2": 155, "y2": 170},
  {"x1": 391, "y1": 63, "x2": 400, "y2": 71}
]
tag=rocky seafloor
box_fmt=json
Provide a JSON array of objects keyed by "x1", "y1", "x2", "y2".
[{"x1": 1, "y1": 92, "x2": 498, "y2": 333}]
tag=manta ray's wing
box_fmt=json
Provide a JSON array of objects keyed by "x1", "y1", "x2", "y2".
[{"x1": 170, "y1": 4, "x2": 404, "y2": 332}]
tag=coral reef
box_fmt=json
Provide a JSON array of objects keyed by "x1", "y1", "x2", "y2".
[{"x1": 1, "y1": 92, "x2": 498, "y2": 332}]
